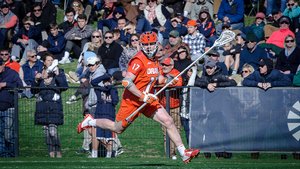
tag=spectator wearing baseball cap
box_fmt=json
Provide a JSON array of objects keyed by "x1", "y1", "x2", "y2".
[
  {"x1": 266, "y1": 16, "x2": 294, "y2": 48},
  {"x1": 196, "y1": 6, "x2": 218, "y2": 47},
  {"x1": 240, "y1": 12, "x2": 265, "y2": 42},
  {"x1": 183, "y1": 20, "x2": 206, "y2": 61},
  {"x1": 158, "y1": 56, "x2": 183, "y2": 160},
  {"x1": 190, "y1": 1, "x2": 214, "y2": 20},
  {"x1": 164, "y1": 30, "x2": 190, "y2": 61},
  {"x1": 202, "y1": 49, "x2": 229, "y2": 76},
  {"x1": 282, "y1": 1, "x2": 300, "y2": 32},
  {"x1": 216, "y1": 0, "x2": 244, "y2": 36}
]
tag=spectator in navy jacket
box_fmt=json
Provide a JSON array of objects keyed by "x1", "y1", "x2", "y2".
[
  {"x1": 37, "y1": 22, "x2": 66, "y2": 62},
  {"x1": 11, "y1": 16, "x2": 42, "y2": 64},
  {"x1": 18, "y1": 49, "x2": 43, "y2": 99},
  {"x1": 275, "y1": 35, "x2": 300, "y2": 81},
  {"x1": 0, "y1": 57, "x2": 23, "y2": 157},
  {"x1": 162, "y1": 13, "x2": 188, "y2": 41},
  {"x1": 97, "y1": 6, "x2": 126, "y2": 35},
  {"x1": 31, "y1": 52, "x2": 68, "y2": 158},
  {"x1": 216, "y1": 0, "x2": 244, "y2": 35},
  {"x1": 242, "y1": 58, "x2": 292, "y2": 89}
]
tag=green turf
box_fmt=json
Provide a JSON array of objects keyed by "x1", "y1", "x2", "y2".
[{"x1": 0, "y1": 158, "x2": 300, "y2": 169}]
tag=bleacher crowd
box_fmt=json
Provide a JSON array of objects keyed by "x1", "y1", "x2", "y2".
[{"x1": 1, "y1": 0, "x2": 300, "y2": 159}]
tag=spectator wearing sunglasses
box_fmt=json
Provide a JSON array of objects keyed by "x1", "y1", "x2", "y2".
[
  {"x1": 30, "y1": 3, "x2": 52, "y2": 40},
  {"x1": 98, "y1": 31, "x2": 123, "y2": 75},
  {"x1": 275, "y1": 35, "x2": 300, "y2": 81},
  {"x1": 282, "y1": 0, "x2": 300, "y2": 33},
  {"x1": 266, "y1": 16, "x2": 295, "y2": 48},
  {"x1": 239, "y1": 32, "x2": 268, "y2": 72},
  {"x1": 18, "y1": 49, "x2": 43, "y2": 99},
  {"x1": 10, "y1": 16, "x2": 42, "y2": 64},
  {"x1": 0, "y1": 47, "x2": 20, "y2": 73},
  {"x1": 29, "y1": 0, "x2": 57, "y2": 24},
  {"x1": 236, "y1": 63, "x2": 254, "y2": 86}
]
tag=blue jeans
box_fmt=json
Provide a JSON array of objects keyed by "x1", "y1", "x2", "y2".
[
  {"x1": 22, "y1": 89, "x2": 34, "y2": 99},
  {"x1": 206, "y1": 35, "x2": 218, "y2": 47},
  {"x1": 75, "y1": 66, "x2": 89, "y2": 79},
  {"x1": 266, "y1": 0, "x2": 288, "y2": 16},
  {"x1": 49, "y1": 0, "x2": 60, "y2": 5},
  {"x1": 0, "y1": 29, "x2": 6, "y2": 48},
  {"x1": 107, "y1": 68, "x2": 120, "y2": 75},
  {"x1": 216, "y1": 22, "x2": 244, "y2": 36},
  {"x1": 0, "y1": 108, "x2": 15, "y2": 157},
  {"x1": 136, "y1": 17, "x2": 153, "y2": 35}
]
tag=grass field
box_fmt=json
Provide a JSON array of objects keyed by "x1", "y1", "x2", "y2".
[{"x1": 1, "y1": 157, "x2": 300, "y2": 169}]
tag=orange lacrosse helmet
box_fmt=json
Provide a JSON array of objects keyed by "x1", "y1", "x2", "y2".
[{"x1": 140, "y1": 31, "x2": 158, "y2": 59}]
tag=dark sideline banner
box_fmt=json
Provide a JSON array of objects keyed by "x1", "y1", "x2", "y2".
[{"x1": 189, "y1": 87, "x2": 300, "y2": 152}]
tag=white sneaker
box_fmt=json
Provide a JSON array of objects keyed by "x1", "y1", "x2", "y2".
[
  {"x1": 172, "y1": 156, "x2": 177, "y2": 160},
  {"x1": 87, "y1": 154, "x2": 97, "y2": 158},
  {"x1": 77, "y1": 114, "x2": 94, "y2": 134},
  {"x1": 47, "y1": 59, "x2": 58, "y2": 73},
  {"x1": 66, "y1": 95, "x2": 77, "y2": 104},
  {"x1": 58, "y1": 57, "x2": 70, "y2": 64},
  {"x1": 11, "y1": 55, "x2": 17, "y2": 61},
  {"x1": 181, "y1": 148, "x2": 200, "y2": 164},
  {"x1": 37, "y1": 55, "x2": 41, "y2": 60}
]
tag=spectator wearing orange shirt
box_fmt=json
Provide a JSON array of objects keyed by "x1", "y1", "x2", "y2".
[
  {"x1": 0, "y1": 47, "x2": 20, "y2": 73},
  {"x1": 157, "y1": 57, "x2": 183, "y2": 160}
]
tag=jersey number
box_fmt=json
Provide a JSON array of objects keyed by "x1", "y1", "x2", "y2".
[{"x1": 132, "y1": 63, "x2": 140, "y2": 70}]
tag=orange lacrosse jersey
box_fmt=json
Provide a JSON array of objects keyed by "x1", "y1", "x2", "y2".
[{"x1": 123, "y1": 51, "x2": 159, "y2": 106}]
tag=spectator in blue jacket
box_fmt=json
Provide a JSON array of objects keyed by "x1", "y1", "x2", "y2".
[
  {"x1": 216, "y1": 0, "x2": 244, "y2": 36},
  {"x1": 0, "y1": 57, "x2": 23, "y2": 157},
  {"x1": 97, "y1": 6, "x2": 126, "y2": 35},
  {"x1": 242, "y1": 58, "x2": 292, "y2": 88},
  {"x1": 239, "y1": 32, "x2": 268, "y2": 72},
  {"x1": 37, "y1": 22, "x2": 66, "y2": 62},
  {"x1": 162, "y1": 13, "x2": 188, "y2": 42},
  {"x1": 11, "y1": 16, "x2": 42, "y2": 64},
  {"x1": 18, "y1": 49, "x2": 43, "y2": 99},
  {"x1": 31, "y1": 52, "x2": 68, "y2": 158}
]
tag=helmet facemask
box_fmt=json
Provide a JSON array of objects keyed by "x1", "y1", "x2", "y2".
[{"x1": 140, "y1": 31, "x2": 158, "y2": 60}]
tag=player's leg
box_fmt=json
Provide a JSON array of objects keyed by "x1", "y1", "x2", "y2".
[{"x1": 151, "y1": 107, "x2": 200, "y2": 164}]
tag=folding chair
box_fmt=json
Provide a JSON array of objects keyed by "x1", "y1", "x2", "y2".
[{"x1": 248, "y1": 0, "x2": 259, "y2": 16}]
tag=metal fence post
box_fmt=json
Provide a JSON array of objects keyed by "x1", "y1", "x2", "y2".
[
  {"x1": 14, "y1": 83, "x2": 19, "y2": 157},
  {"x1": 165, "y1": 89, "x2": 170, "y2": 158}
]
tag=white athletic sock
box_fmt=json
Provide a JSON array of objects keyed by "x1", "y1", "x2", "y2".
[
  {"x1": 92, "y1": 150, "x2": 98, "y2": 157},
  {"x1": 88, "y1": 119, "x2": 96, "y2": 127},
  {"x1": 184, "y1": 11, "x2": 188, "y2": 17},
  {"x1": 63, "y1": 51, "x2": 70, "y2": 60},
  {"x1": 106, "y1": 152, "x2": 112, "y2": 158},
  {"x1": 177, "y1": 144, "x2": 186, "y2": 157}
]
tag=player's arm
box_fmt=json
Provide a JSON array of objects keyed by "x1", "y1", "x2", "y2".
[{"x1": 123, "y1": 72, "x2": 141, "y2": 97}]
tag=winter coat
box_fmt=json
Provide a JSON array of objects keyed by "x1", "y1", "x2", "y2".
[
  {"x1": 98, "y1": 41, "x2": 123, "y2": 70},
  {"x1": 21, "y1": 60, "x2": 44, "y2": 86},
  {"x1": 217, "y1": 0, "x2": 244, "y2": 24},
  {"x1": 58, "y1": 20, "x2": 78, "y2": 33},
  {"x1": 91, "y1": 75, "x2": 119, "y2": 121},
  {"x1": 197, "y1": 19, "x2": 216, "y2": 38},
  {"x1": 239, "y1": 45, "x2": 268, "y2": 72},
  {"x1": 266, "y1": 27, "x2": 295, "y2": 48},
  {"x1": 275, "y1": 47, "x2": 300, "y2": 74},
  {"x1": 11, "y1": 25, "x2": 42, "y2": 45},
  {"x1": 97, "y1": 6, "x2": 126, "y2": 31},
  {"x1": 195, "y1": 67, "x2": 237, "y2": 88},
  {"x1": 0, "y1": 67, "x2": 23, "y2": 111},
  {"x1": 31, "y1": 69, "x2": 68, "y2": 125},
  {"x1": 250, "y1": 22, "x2": 265, "y2": 41},
  {"x1": 191, "y1": 0, "x2": 214, "y2": 20},
  {"x1": 46, "y1": 31, "x2": 66, "y2": 55}
]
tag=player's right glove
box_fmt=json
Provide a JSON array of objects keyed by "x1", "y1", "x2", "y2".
[{"x1": 139, "y1": 91, "x2": 158, "y2": 104}]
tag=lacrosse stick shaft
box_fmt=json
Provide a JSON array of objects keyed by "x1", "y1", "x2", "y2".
[{"x1": 125, "y1": 30, "x2": 235, "y2": 121}]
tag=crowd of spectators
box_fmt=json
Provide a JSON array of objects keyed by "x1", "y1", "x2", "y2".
[{"x1": 1, "y1": 0, "x2": 300, "y2": 159}]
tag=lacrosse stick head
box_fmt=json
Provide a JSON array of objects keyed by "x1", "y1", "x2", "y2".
[{"x1": 214, "y1": 30, "x2": 236, "y2": 47}]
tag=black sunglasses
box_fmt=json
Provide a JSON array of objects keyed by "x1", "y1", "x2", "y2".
[
  {"x1": 246, "y1": 40, "x2": 256, "y2": 43},
  {"x1": 131, "y1": 39, "x2": 139, "y2": 42},
  {"x1": 285, "y1": 39, "x2": 294, "y2": 43},
  {"x1": 33, "y1": 9, "x2": 42, "y2": 12},
  {"x1": 161, "y1": 64, "x2": 170, "y2": 67},
  {"x1": 242, "y1": 70, "x2": 249, "y2": 73},
  {"x1": 0, "y1": 53, "x2": 9, "y2": 56},
  {"x1": 104, "y1": 36, "x2": 113, "y2": 39},
  {"x1": 288, "y1": 3, "x2": 294, "y2": 6},
  {"x1": 280, "y1": 21, "x2": 289, "y2": 24},
  {"x1": 88, "y1": 64, "x2": 96, "y2": 67},
  {"x1": 30, "y1": 55, "x2": 37, "y2": 58},
  {"x1": 158, "y1": 48, "x2": 163, "y2": 51},
  {"x1": 92, "y1": 36, "x2": 100, "y2": 38}
]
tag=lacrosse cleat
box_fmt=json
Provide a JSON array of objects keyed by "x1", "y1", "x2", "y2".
[
  {"x1": 181, "y1": 148, "x2": 200, "y2": 164},
  {"x1": 77, "y1": 114, "x2": 94, "y2": 133}
]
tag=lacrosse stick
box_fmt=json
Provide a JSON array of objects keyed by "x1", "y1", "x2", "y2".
[{"x1": 125, "y1": 30, "x2": 236, "y2": 121}]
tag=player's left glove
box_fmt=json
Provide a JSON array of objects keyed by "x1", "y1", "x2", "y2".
[{"x1": 139, "y1": 91, "x2": 158, "y2": 104}]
